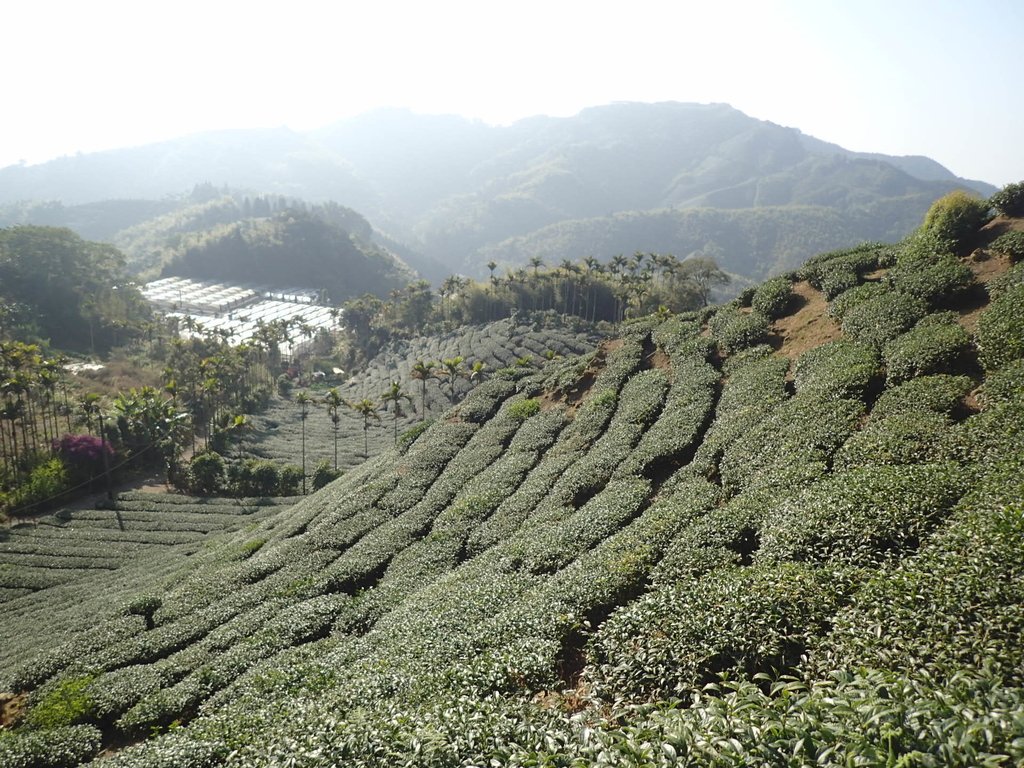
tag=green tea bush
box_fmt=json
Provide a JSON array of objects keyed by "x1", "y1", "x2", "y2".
[
  {"x1": 989, "y1": 180, "x2": 1024, "y2": 217},
  {"x1": 587, "y1": 563, "x2": 847, "y2": 702},
  {"x1": 921, "y1": 189, "x2": 992, "y2": 246},
  {"x1": 708, "y1": 307, "x2": 770, "y2": 354},
  {"x1": 869, "y1": 374, "x2": 974, "y2": 420},
  {"x1": 886, "y1": 252, "x2": 975, "y2": 306},
  {"x1": 799, "y1": 244, "x2": 883, "y2": 299},
  {"x1": 719, "y1": 343, "x2": 773, "y2": 376},
  {"x1": 976, "y1": 283, "x2": 1024, "y2": 370},
  {"x1": 989, "y1": 230, "x2": 1024, "y2": 262},
  {"x1": 841, "y1": 291, "x2": 928, "y2": 349},
  {"x1": 882, "y1": 312, "x2": 972, "y2": 384},
  {"x1": 310, "y1": 460, "x2": 341, "y2": 491},
  {"x1": 834, "y1": 411, "x2": 953, "y2": 468},
  {"x1": 187, "y1": 452, "x2": 224, "y2": 496},
  {"x1": 504, "y1": 398, "x2": 541, "y2": 422},
  {"x1": 719, "y1": 393, "x2": 863, "y2": 493},
  {"x1": 986, "y1": 260, "x2": 1024, "y2": 300},
  {"x1": 818, "y1": 458, "x2": 1024, "y2": 682},
  {"x1": 750, "y1": 276, "x2": 794, "y2": 319},
  {"x1": 827, "y1": 282, "x2": 887, "y2": 322},
  {"x1": 25, "y1": 674, "x2": 96, "y2": 728},
  {"x1": 758, "y1": 463, "x2": 967, "y2": 567},
  {"x1": 521, "y1": 667, "x2": 1024, "y2": 767},
  {"x1": 945, "y1": 399, "x2": 1024, "y2": 466},
  {"x1": 0, "y1": 724, "x2": 102, "y2": 768},
  {"x1": 688, "y1": 355, "x2": 789, "y2": 478},
  {"x1": 793, "y1": 340, "x2": 879, "y2": 400},
  {"x1": 979, "y1": 358, "x2": 1024, "y2": 406}
]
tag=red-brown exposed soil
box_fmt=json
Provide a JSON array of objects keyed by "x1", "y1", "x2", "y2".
[
  {"x1": 537, "y1": 338, "x2": 623, "y2": 412},
  {"x1": 768, "y1": 281, "x2": 842, "y2": 361},
  {"x1": 0, "y1": 692, "x2": 27, "y2": 729}
]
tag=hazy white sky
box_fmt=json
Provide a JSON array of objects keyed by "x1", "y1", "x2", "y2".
[{"x1": 2, "y1": 0, "x2": 1021, "y2": 185}]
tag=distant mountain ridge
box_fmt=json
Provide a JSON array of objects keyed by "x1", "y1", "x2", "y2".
[{"x1": 0, "y1": 102, "x2": 996, "y2": 280}]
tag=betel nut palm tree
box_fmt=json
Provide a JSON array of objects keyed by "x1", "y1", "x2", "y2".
[
  {"x1": 322, "y1": 387, "x2": 344, "y2": 470},
  {"x1": 346, "y1": 397, "x2": 380, "y2": 457},
  {"x1": 295, "y1": 390, "x2": 313, "y2": 494},
  {"x1": 380, "y1": 380, "x2": 412, "y2": 444},
  {"x1": 410, "y1": 360, "x2": 436, "y2": 420}
]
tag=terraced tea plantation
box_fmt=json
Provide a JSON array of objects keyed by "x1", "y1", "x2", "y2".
[
  {"x1": 2, "y1": 228, "x2": 1024, "y2": 766},
  {"x1": 0, "y1": 494, "x2": 298, "y2": 674},
  {"x1": 244, "y1": 316, "x2": 603, "y2": 469}
]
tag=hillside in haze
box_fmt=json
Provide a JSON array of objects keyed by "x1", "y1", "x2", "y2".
[
  {"x1": 1, "y1": 192, "x2": 1023, "y2": 765},
  {"x1": 0, "y1": 102, "x2": 995, "y2": 282}
]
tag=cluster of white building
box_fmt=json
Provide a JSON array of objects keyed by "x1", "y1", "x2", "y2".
[{"x1": 141, "y1": 277, "x2": 341, "y2": 360}]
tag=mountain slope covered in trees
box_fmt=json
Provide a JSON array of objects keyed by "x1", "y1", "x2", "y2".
[
  {"x1": 0, "y1": 102, "x2": 994, "y2": 281},
  {"x1": 1, "y1": 191, "x2": 1023, "y2": 765}
]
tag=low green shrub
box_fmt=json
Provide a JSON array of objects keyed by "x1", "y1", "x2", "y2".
[
  {"x1": 976, "y1": 283, "x2": 1024, "y2": 370},
  {"x1": 886, "y1": 252, "x2": 975, "y2": 306},
  {"x1": 828, "y1": 282, "x2": 887, "y2": 322},
  {"x1": 505, "y1": 398, "x2": 541, "y2": 422},
  {"x1": 397, "y1": 419, "x2": 432, "y2": 448},
  {"x1": 986, "y1": 261, "x2": 1024, "y2": 300},
  {"x1": 841, "y1": 291, "x2": 928, "y2": 348},
  {"x1": 989, "y1": 230, "x2": 1024, "y2": 262},
  {"x1": 310, "y1": 460, "x2": 341, "y2": 491},
  {"x1": 921, "y1": 189, "x2": 992, "y2": 246},
  {"x1": 587, "y1": 563, "x2": 849, "y2": 702},
  {"x1": 869, "y1": 374, "x2": 974, "y2": 420},
  {"x1": 25, "y1": 675, "x2": 96, "y2": 729},
  {"x1": 882, "y1": 312, "x2": 972, "y2": 384},
  {"x1": 835, "y1": 411, "x2": 953, "y2": 468},
  {"x1": 709, "y1": 307, "x2": 770, "y2": 354},
  {"x1": 0, "y1": 724, "x2": 102, "y2": 768},
  {"x1": 818, "y1": 457, "x2": 1024, "y2": 682},
  {"x1": 989, "y1": 180, "x2": 1024, "y2": 217},
  {"x1": 187, "y1": 452, "x2": 224, "y2": 496},
  {"x1": 276, "y1": 465, "x2": 304, "y2": 495},
  {"x1": 6, "y1": 458, "x2": 69, "y2": 515},
  {"x1": 799, "y1": 244, "x2": 883, "y2": 299},
  {"x1": 750, "y1": 276, "x2": 794, "y2": 319},
  {"x1": 758, "y1": 463, "x2": 967, "y2": 567},
  {"x1": 979, "y1": 359, "x2": 1024, "y2": 406},
  {"x1": 793, "y1": 340, "x2": 879, "y2": 400}
]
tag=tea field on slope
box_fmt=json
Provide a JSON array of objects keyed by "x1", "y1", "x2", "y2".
[
  {"x1": 242, "y1": 316, "x2": 603, "y2": 470},
  {"x1": 1, "y1": 220, "x2": 1023, "y2": 766}
]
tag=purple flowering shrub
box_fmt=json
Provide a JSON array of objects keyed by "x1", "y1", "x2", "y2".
[{"x1": 53, "y1": 434, "x2": 113, "y2": 479}]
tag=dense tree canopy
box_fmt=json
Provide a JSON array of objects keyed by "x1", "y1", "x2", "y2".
[{"x1": 0, "y1": 226, "x2": 149, "y2": 352}]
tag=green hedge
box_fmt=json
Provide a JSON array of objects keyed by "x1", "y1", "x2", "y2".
[
  {"x1": 986, "y1": 261, "x2": 1024, "y2": 301},
  {"x1": 921, "y1": 190, "x2": 991, "y2": 246},
  {"x1": 834, "y1": 411, "x2": 953, "y2": 468},
  {"x1": 828, "y1": 282, "x2": 887, "y2": 323},
  {"x1": 758, "y1": 463, "x2": 967, "y2": 567},
  {"x1": 869, "y1": 374, "x2": 974, "y2": 420},
  {"x1": 885, "y1": 252, "x2": 975, "y2": 306},
  {"x1": 793, "y1": 340, "x2": 879, "y2": 400},
  {"x1": 882, "y1": 312, "x2": 972, "y2": 384},
  {"x1": 990, "y1": 180, "x2": 1024, "y2": 217},
  {"x1": 979, "y1": 359, "x2": 1024, "y2": 406},
  {"x1": 587, "y1": 563, "x2": 849, "y2": 702},
  {"x1": 976, "y1": 283, "x2": 1024, "y2": 370},
  {"x1": 841, "y1": 291, "x2": 928, "y2": 349},
  {"x1": 750, "y1": 276, "x2": 794, "y2": 319},
  {"x1": 818, "y1": 457, "x2": 1024, "y2": 683},
  {"x1": 709, "y1": 307, "x2": 770, "y2": 354},
  {"x1": 989, "y1": 230, "x2": 1024, "y2": 262}
]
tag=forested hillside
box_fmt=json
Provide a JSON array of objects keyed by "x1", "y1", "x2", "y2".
[
  {"x1": 0, "y1": 103, "x2": 995, "y2": 281},
  {"x1": 1, "y1": 189, "x2": 1023, "y2": 766}
]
